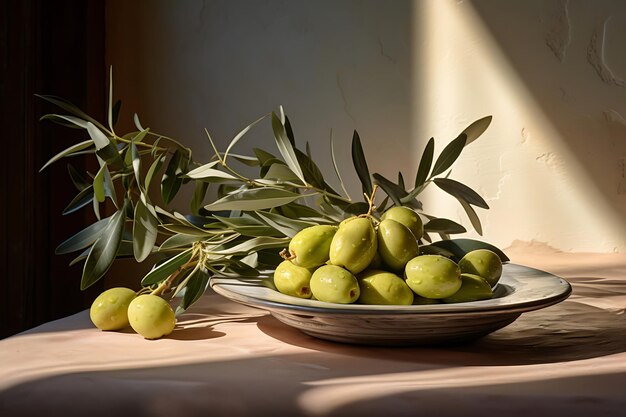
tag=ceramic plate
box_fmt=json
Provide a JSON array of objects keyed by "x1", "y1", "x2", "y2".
[{"x1": 210, "y1": 263, "x2": 572, "y2": 346}]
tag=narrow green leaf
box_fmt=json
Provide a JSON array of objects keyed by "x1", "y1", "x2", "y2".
[
  {"x1": 63, "y1": 186, "x2": 94, "y2": 215},
  {"x1": 351, "y1": 130, "x2": 373, "y2": 197},
  {"x1": 263, "y1": 163, "x2": 300, "y2": 182},
  {"x1": 130, "y1": 140, "x2": 142, "y2": 189},
  {"x1": 93, "y1": 163, "x2": 107, "y2": 203},
  {"x1": 397, "y1": 172, "x2": 405, "y2": 191},
  {"x1": 284, "y1": 114, "x2": 296, "y2": 147},
  {"x1": 271, "y1": 112, "x2": 306, "y2": 185},
  {"x1": 102, "y1": 165, "x2": 117, "y2": 206},
  {"x1": 462, "y1": 116, "x2": 492, "y2": 146},
  {"x1": 161, "y1": 149, "x2": 187, "y2": 204},
  {"x1": 176, "y1": 267, "x2": 210, "y2": 315},
  {"x1": 424, "y1": 218, "x2": 467, "y2": 234},
  {"x1": 56, "y1": 217, "x2": 110, "y2": 254},
  {"x1": 294, "y1": 147, "x2": 326, "y2": 190},
  {"x1": 253, "y1": 148, "x2": 277, "y2": 166},
  {"x1": 67, "y1": 164, "x2": 90, "y2": 191},
  {"x1": 40, "y1": 140, "x2": 94, "y2": 172},
  {"x1": 86, "y1": 122, "x2": 110, "y2": 150},
  {"x1": 187, "y1": 167, "x2": 237, "y2": 182},
  {"x1": 458, "y1": 198, "x2": 483, "y2": 235},
  {"x1": 145, "y1": 154, "x2": 165, "y2": 190},
  {"x1": 423, "y1": 238, "x2": 509, "y2": 263},
  {"x1": 373, "y1": 173, "x2": 407, "y2": 206},
  {"x1": 141, "y1": 248, "x2": 193, "y2": 286},
  {"x1": 227, "y1": 153, "x2": 259, "y2": 167},
  {"x1": 254, "y1": 211, "x2": 316, "y2": 238},
  {"x1": 430, "y1": 133, "x2": 467, "y2": 177},
  {"x1": 205, "y1": 187, "x2": 303, "y2": 211},
  {"x1": 70, "y1": 240, "x2": 134, "y2": 267},
  {"x1": 39, "y1": 114, "x2": 88, "y2": 129},
  {"x1": 433, "y1": 178, "x2": 489, "y2": 209},
  {"x1": 159, "y1": 234, "x2": 201, "y2": 250},
  {"x1": 223, "y1": 114, "x2": 267, "y2": 163},
  {"x1": 160, "y1": 224, "x2": 213, "y2": 237},
  {"x1": 133, "y1": 199, "x2": 159, "y2": 262},
  {"x1": 211, "y1": 236, "x2": 290, "y2": 255},
  {"x1": 133, "y1": 113, "x2": 144, "y2": 131},
  {"x1": 81, "y1": 205, "x2": 126, "y2": 289},
  {"x1": 191, "y1": 181, "x2": 209, "y2": 215},
  {"x1": 35, "y1": 94, "x2": 109, "y2": 133},
  {"x1": 415, "y1": 137, "x2": 434, "y2": 187}
]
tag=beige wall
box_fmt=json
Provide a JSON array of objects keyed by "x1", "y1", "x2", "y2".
[{"x1": 106, "y1": 0, "x2": 626, "y2": 253}]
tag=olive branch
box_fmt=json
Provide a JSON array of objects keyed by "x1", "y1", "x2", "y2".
[{"x1": 39, "y1": 69, "x2": 504, "y2": 315}]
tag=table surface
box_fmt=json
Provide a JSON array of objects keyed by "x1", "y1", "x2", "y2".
[{"x1": 1, "y1": 243, "x2": 625, "y2": 417}]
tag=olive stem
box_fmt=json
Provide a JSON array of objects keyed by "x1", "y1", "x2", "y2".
[
  {"x1": 150, "y1": 246, "x2": 201, "y2": 296},
  {"x1": 279, "y1": 248, "x2": 296, "y2": 261},
  {"x1": 358, "y1": 184, "x2": 379, "y2": 219}
]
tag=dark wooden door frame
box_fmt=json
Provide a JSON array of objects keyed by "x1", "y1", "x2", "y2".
[{"x1": 0, "y1": 0, "x2": 105, "y2": 338}]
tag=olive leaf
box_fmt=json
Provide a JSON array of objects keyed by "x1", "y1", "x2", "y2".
[
  {"x1": 63, "y1": 186, "x2": 94, "y2": 215},
  {"x1": 176, "y1": 267, "x2": 211, "y2": 316},
  {"x1": 133, "y1": 198, "x2": 159, "y2": 262},
  {"x1": 161, "y1": 149, "x2": 188, "y2": 204},
  {"x1": 458, "y1": 198, "x2": 483, "y2": 235},
  {"x1": 223, "y1": 114, "x2": 267, "y2": 164},
  {"x1": 414, "y1": 137, "x2": 434, "y2": 188},
  {"x1": 35, "y1": 94, "x2": 109, "y2": 133},
  {"x1": 271, "y1": 112, "x2": 306, "y2": 185},
  {"x1": 160, "y1": 234, "x2": 202, "y2": 251},
  {"x1": 40, "y1": 139, "x2": 94, "y2": 171},
  {"x1": 424, "y1": 218, "x2": 467, "y2": 234},
  {"x1": 56, "y1": 216, "x2": 111, "y2": 254},
  {"x1": 433, "y1": 178, "x2": 488, "y2": 209},
  {"x1": 81, "y1": 204, "x2": 127, "y2": 289},
  {"x1": 462, "y1": 115, "x2": 492, "y2": 146},
  {"x1": 423, "y1": 238, "x2": 509, "y2": 263},
  {"x1": 204, "y1": 187, "x2": 303, "y2": 211},
  {"x1": 141, "y1": 248, "x2": 193, "y2": 286},
  {"x1": 351, "y1": 130, "x2": 373, "y2": 197},
  {"x1": 430, "y1": 133, "x2": 467, "y2": 178},
  {"x1": 191, "y1": 181, "x2": 209, "y2": 215},
  {"x1": 67, "y1": 164, "x2": 90, "y2": 191}
]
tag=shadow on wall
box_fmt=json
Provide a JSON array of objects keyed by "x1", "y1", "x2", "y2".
[{"x1": 470, "y1": 0, "x2": 626, "y2": 234}]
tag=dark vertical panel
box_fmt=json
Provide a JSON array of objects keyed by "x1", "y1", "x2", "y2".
[{"x1": 0, "y1": 0, "x2": 105, "y2": 338}]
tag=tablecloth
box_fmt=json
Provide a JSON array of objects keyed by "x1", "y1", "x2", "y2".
[{"x1": 1, "y1": 242, "x2": 625, "y2": 416}]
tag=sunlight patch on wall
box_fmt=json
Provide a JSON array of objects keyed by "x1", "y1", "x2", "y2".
[{"x1": 411, "y1": 0, "x2": 625, "y2": 252}]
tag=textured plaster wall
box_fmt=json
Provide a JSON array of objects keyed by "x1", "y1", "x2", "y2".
[{"x1": 106, "y1": 0, "x2": 626, "y2": 253}]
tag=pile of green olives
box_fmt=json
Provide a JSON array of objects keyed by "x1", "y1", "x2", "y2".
[
  {"x1": 274, "y1": 206, "x2": 503, "y2": 305},
  {"x1": 89, "y1": 288, "x2": 176, "y2": 339}
]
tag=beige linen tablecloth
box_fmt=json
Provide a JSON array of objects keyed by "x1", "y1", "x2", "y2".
[{"x1": 1, "y1": 243, "x2": 625, "y2": 417}]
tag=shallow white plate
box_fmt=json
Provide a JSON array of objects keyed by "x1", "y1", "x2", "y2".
[{"x1": 210, "y1": 263, "x2": 572, "y2": 346}]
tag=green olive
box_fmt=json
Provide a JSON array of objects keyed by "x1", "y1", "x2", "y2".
[
  {"x1": 310, "y1": 265, "x2": 360, "y2": 304},
  {"x1": 128, "y1": 294, "x2": 176, "y2": 339},
  {"x1": 458, "y1": 249, "x2": 503, "y2": 287},
  {"x1": 273, "y1": 260, "x2": 313, "y2": 298},
  {"x1": 367, "y1": 251, "x2": 383, "y2": 270},
  {"x1": 442, "y1": 273, "x2": 493, "y2": 303},
  {"x1": 404, "y1": 255, "x2": 462, "y2": 299},
  {"x1": 381, "y1": 206, "x2": 424, "y2": 239},
  {"x1": 89, "y1": 287, "x2": 136, "y2": 331},
  {"x1": 357, "y1": 270, "x2": 414, "y2": 305},
  {"x1": 329, "y1": 217, "x2": 377, "y2": 274},
  {"x1": 377, "y1": 219, "x2": 419, "y2": 272},
  {"x1": 289, "y1": 225, "x2": 338, "y2": 268}
]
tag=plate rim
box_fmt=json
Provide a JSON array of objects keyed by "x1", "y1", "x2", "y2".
[{"x1": 210, "y1": 263, "x2": 572, "y2": 317}]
